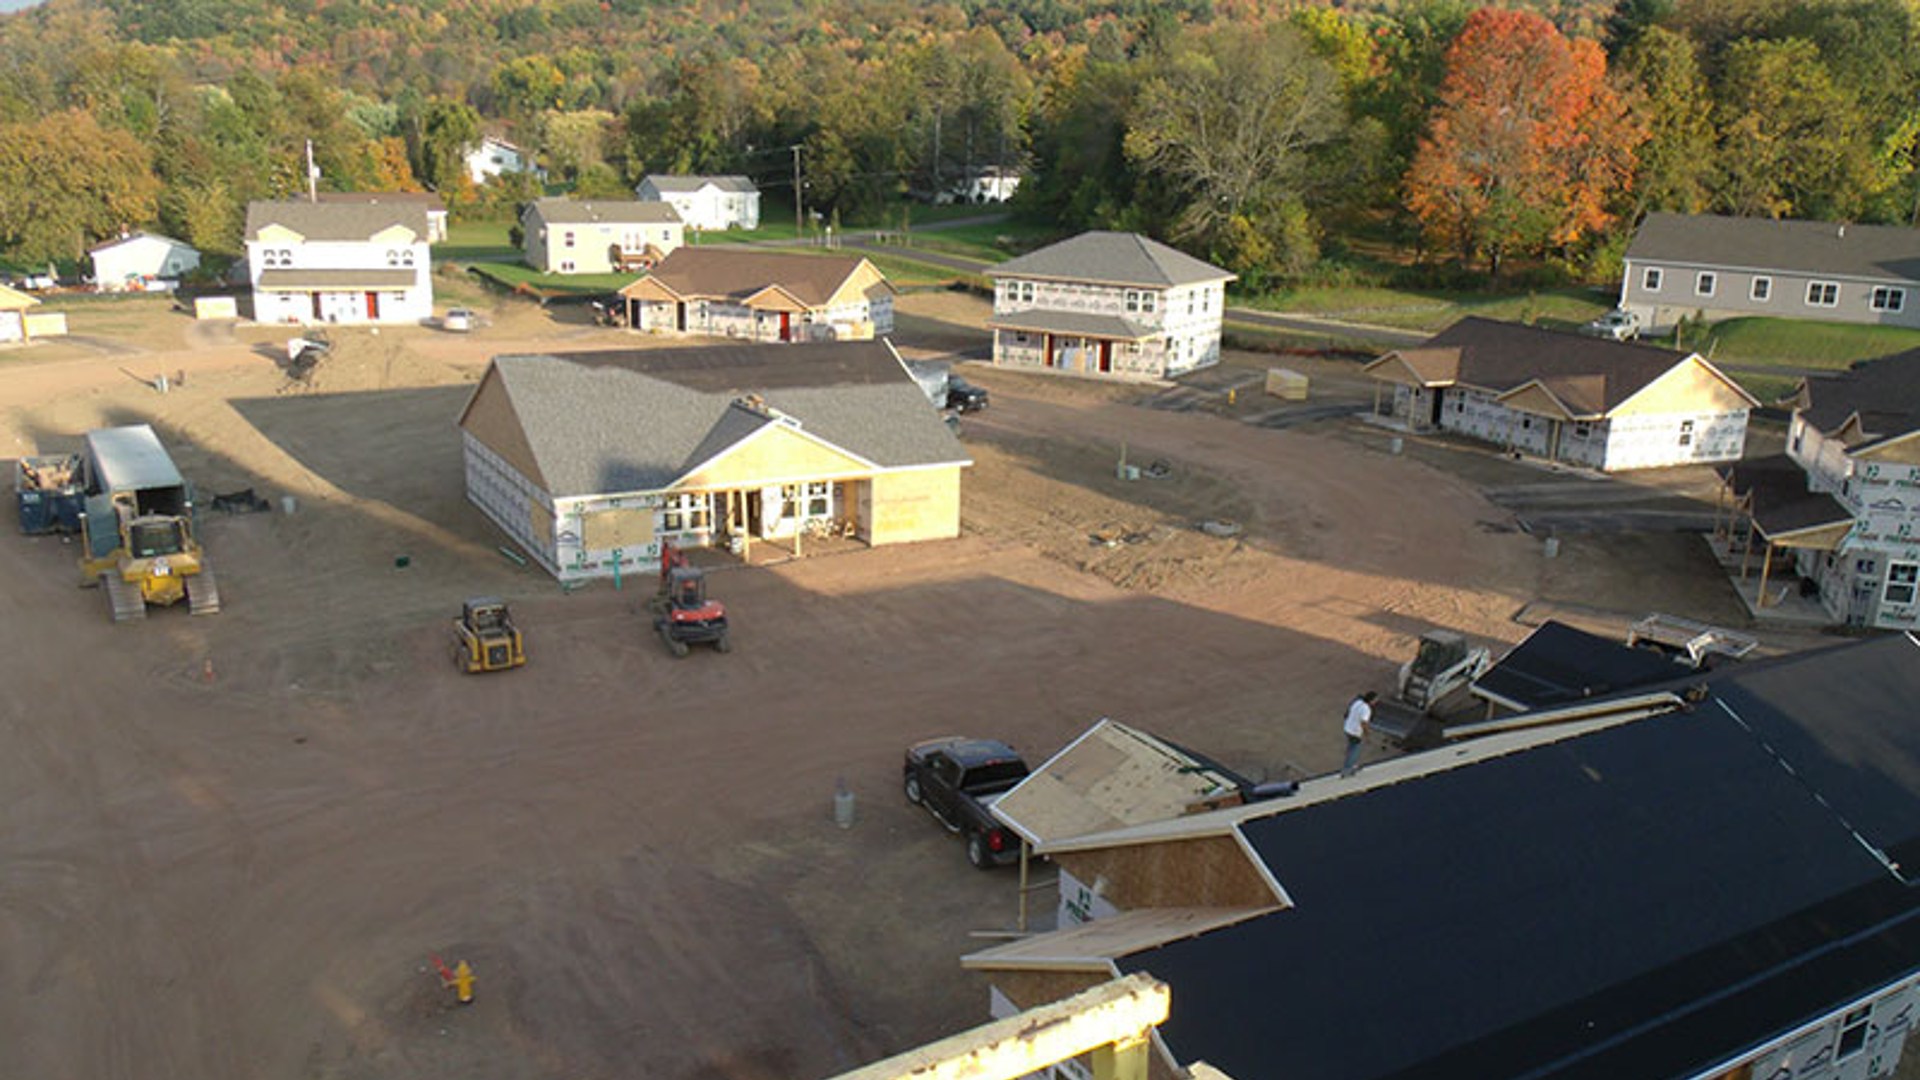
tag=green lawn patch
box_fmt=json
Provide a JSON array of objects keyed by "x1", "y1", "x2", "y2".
[
  {"x1": 440, "y1": 220, "x2": 518, "y2": 263},
  {"x1": 1698, "y1": 317, "x2": 1920, "y2": 371},
  {"x1": 468, "y1": 261, "x2": 637, "y2": 296},
  {"x1": 1725, "y1": 370, "x2": 1803, "y2": 406},
  {"x1": 1240, "y1": 285, "x2": 1612, "y2": 333},
  {"x1": 861, "y1": 251, "x2": 984, "y2": 289}
]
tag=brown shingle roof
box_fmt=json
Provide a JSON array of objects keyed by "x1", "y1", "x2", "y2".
[
  {"x1": 1392, "y1": 317, "x2": 1698, "y2": 413},
  {"x1": 621, "y1": 248, "x2": 884, "y2": 309},
  {"x1": 1799, "y1": 349, "x2": 1920, "y2": 443}
]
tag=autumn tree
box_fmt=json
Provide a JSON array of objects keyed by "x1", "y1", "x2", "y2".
[
  {"x1": 1619, "y1": 26, "x2": 1716, "y2": 215},
  {"x1": 1712, "y1": 37, "x2": 1873, "y2": 219},
  {"x1": 1124, "y1": 24, "x2": 1344, "y2": 275},
  {"x1": 0, "y1": 110, "x2": 161, "y2": 263},
  {"x1": 1404, "y1": 9, "x2": 1642, "y2": 277},
  {"x1": 418, "y1": 98, "x2": 481, "y2": 194}
]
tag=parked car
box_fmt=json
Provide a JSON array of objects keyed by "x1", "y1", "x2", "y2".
[
  {"x1": 442, "y1": 308, "x2": 475, "y2": 332},
  {"x1": 903, "y1": 736, "x2": 1030, "y2": 869},
  {"x1": 1583, "y1": 309, "x2": 1641, "y2": 341},
  {"x1": 946, "y1": 376, "x2": 989, "y2": 413}
]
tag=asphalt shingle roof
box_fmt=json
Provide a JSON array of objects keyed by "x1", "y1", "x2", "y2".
[
  {"x1": 627, "y1": 248, "x2": 882, "y2": 308},
  {"x1": 1472, "y1": 620, "x2": 1689, "y2": 711},
  {"x1": 1627, "y1": 211, "x2": 1920, "y2": 283},
  {"x1": 246, "y1": 200, "x2": 429, "y2": 242},
  {"x1": 1120, "y1": 634, "x2": 1920, "y2": 1080},
  {"x1": 472, "y1": 342, "x2": 968, "y2": 497},
  {"x1": 1400, "y1": 317, "x2": 1701, "y2": 414},
  {"x1": 984, "y1": 310, "x2": 1157, "y2": 340},
  {"x1": 989, "y1": 231, "x2": 1234, "y2": 288},
  {"x1": 526, "y1": 198, "x2": 682, "y2": 226},
  {"x1": 1719, "y1": 454, "x2": 1854, "y2": 539},
  {"x1": 642, "y1": 174, "x2": 758, "y2": 194},
  {"x1": 1799, "y1": 349, "x2": 1920, "y2": 442}
]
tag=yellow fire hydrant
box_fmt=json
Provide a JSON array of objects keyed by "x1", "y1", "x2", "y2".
[{"x1": 450, "y1": 960, "x2": 475, "y2": 1005}]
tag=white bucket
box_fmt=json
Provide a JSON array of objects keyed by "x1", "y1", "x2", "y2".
[
  {"x1": 1389, "y1": 436, "x2": 1404, "y2": 455},
  {"x1": 833, "y1": 784, "x2": 856, "y2": 829},
  {"x1": 281, "y1": 495, "x2": 298, "y2": 515},
  {"x1": 1544, "y1": 536, "x2": 1560, "y2": 558}
]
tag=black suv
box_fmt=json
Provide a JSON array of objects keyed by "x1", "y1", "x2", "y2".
[
  {"x1": 945, "y1": 377, "x2": 989, "y2": 414},
  {"x1": 903, "y1": 737, "x2": 1029, "y2": 868}
]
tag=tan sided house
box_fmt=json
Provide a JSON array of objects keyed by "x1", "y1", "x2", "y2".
[
  {"x1": 619, "y1": 248, "x2": 894, "y2": 343},
  {"x1": 457, "y1": 341, "x2": 967, "y2": 582},
  {"x1": 1363, "y1": 317, "x2": 1756, "y2": 471},
  {"x1": 521, "y1": 197, "x2": 685, "y2": 275},
  {"x1": 986, "y1": 231, "x2": 1234, "y2": 381}
]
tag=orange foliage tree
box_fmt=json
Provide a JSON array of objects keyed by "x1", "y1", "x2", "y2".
[{"x1": 1404, "y1": 9, "x2": 1642, "y2": 277}]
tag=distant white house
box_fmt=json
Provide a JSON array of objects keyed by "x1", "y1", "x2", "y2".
[
  {"x1": 245, "y1": 200, "x2": 433, "y2": 326},
  {"x1": 520, "y1": 198, "x2": 684, "y2": 275},
  {"x1": 634, "y1": 175, "x2": 760, "y2": 231},
  {"x1": 88, "y1": 232, "x2": 200, "y2": 291},
  {"x1": 952, "y1": 166, "x2": 1022, "y2": 204},
  {"x1": 464, "y1": 135, "x2": 540, "y2": 186},
  {"x1": 316, "y1": 192, "x2": 449, "y2": 243}
]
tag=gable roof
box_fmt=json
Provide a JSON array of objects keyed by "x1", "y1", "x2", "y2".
[
  {"x1": 316, "y1": 191, "x2": 447, "y2": 214},
  {"x1": 0, "y1": 283, "x2": 41, "y2": 310},
  {"x1": 989, "y1": 231, "x2": 1235, "y2": 289},
  {"x1": 1797, "y1": 349, "x2": 1920, "y2": 446},
  {"x1": 1368, "y1": 317, "x2": 1706, "y2": 416},
  {"x1": 87, "y1": 231, "x2": 196, "y2": 256},
  {"x1": 991, "y1": 719, "x2": 1250, "y2": 851},
  {"x1": 525, "y1": 197, "x2": 682, "y2": 227},
  {"x1": 1111, "y1": 634, "x2": 1920, "y2": 1080},
  {"x1": 1471, "y1": 620, "x2": 1688, "y2": 713},
  {"x1": 458, "y1": 342, "x2": 968, "y2": 497},
  {"x1": 643, "y1": 174, "x2": 758, "y2": 194},
  {"x1": 622, "y1": 248, "x2": 885, "y2": 309},
  {"x1": 1719, "y1": 454, "x2": 1854, "y2": 544},
  {"x1": 245, "y1": 200, "x2": 428, "y2": 243},
  {"x1": 1627, "y1": 211, "x2": 1920, "y2": 283}
]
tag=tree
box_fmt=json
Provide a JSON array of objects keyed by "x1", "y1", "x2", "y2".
[
  {"x1": 0, "y1": 110, "x2": 161, "y2": 263},
  {"x1": 1712, "y1": 37, "x2": 1874, "y2": 220},
  {"x1": 1619, "y1": 26, "x2": 1716, "y2": 215},
  {"x1": 1123, "y1": 24, "x2": 1343, "y2": 272},
  {"x1": 419, "y1": 98, "x2": 481, "y2": 193},
  {"x1": 1404, "y1": 9, "x2": 1642, "y2": 277}
]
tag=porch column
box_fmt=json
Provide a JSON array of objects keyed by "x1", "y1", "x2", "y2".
[
  {"x1": 1756, "y1": 542, "x2": 1775, "y2": 607},
  {"x1": 1372, "y1": 381, "x2": 1383, "y2": 418}
]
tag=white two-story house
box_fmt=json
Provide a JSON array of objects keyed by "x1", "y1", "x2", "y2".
[
  {"x1": 1740, "y1": 352, "x2": 1920, "y2": 629},
  {"x1": 245, "y1": 201, "x2": 433, "y2": 326},
  {"x1": 464, "y1": 135, "x2": 540, "y2": 186},
  {"x1": 634, "y1": 175, "x2": 760, "y2": 231},
  {"x1": 986, "y1": 231, "x2": 1234, "y2": 381},
  {"x1": 521, "y1": 198, "x2": 684, "y2": 275}
]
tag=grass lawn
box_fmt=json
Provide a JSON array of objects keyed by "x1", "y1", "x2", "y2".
[
  {"x1": 467, "y1": 261, "x2": 637, "y2": 295},
  {"x1": 862, "y1": 251, "x2": 986, "y2": 289},
  {"x1": 1698, "y1": 317, "x2": 1920, "y2": 371},
  {"x1": 884, "y1": 219, "x2": 1056, "y2": 263},
  {"x1": 1241, "y1": 284, "x2": 1613, "y2": 333},
  {"x1": 1724, "y1": 370, "x2": 1803, "y2": 406},
  {"x1": 439, "y1": 220, "x2": 518, "y2": 263}
]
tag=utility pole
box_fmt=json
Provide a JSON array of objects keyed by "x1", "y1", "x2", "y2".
[
  {"x1": 791, "y1": 144, "x2": 803, "y2": 242},
  {"x1": 305, "y1": 139, "x2": 319, "y2": 202}
]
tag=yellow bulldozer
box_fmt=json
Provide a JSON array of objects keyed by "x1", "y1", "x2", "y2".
[
  {"x1": 75, "y1": 425, "x2": 219, "y2": 622},
  {"x1": 452, "y1": 597, "x2": 525, "y2": 673}
]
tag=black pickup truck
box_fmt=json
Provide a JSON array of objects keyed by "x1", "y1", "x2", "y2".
[{"x1": 903, "y1": 737, "x2": 1030, "y2": 869}]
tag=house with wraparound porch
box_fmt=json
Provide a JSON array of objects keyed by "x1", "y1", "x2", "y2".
[
  {"x1": 456, "y1": 341, "x2": 967, "y2": 583},
  {"x1": 986, "y1": 231, "x2": 1234, "y2": 381},
  {"x1": 1362, "y1": 317, "x2": 1756, "y2": 471}
]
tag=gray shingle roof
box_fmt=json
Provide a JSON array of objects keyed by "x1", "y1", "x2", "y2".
[
  {"x1": 643, "y1": 174, "x2": 758, "y2": 194},
  {"x1": 316, "y1": 191, "x2": 448, "y2": 214},
  {"x1": 473, "y1": 342, "x2": 969, "y2": 497},
  {"x1": 989, "y1": 231, "x2": 1234, "y2": 288},
  {"x1": 1799, "y1": 349, "x2": 1920, "y2": 441},
  {"x1": 257, "y1": 268, "x2": 416, "y2": 290},
  {"x1": 985, "y1": 310, "x2": 1158, "y2": 340},
  {"x1": 526, "y1": 198, "x2": 682, "y2": 226},
  {"x1": 87, "y1": 231, "x2": 194, "y2": 255},
  {"x1": 246, "y1": 200, "x2": 429, "y2": 242},
  {"x1": 1627, "y1": 212, "x2": 1920, "y2": 283}
]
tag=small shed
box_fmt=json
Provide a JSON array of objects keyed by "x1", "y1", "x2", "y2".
[
  {"x1": 0, "y1": 283, "x2": 39, "y2": 344},
  {"x1": 88, "y1": 232, "x2": 201, "y2": 291}
]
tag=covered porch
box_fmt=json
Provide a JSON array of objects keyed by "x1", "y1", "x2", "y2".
[
  {"x1": 1713, "y1": 456, "x2": 1853, "y2": 624},
  {"x1": 1360, "y1": 346, "x2": 1463, "y2": 431},
  {"x1": 988, "y1": 310, "x2": 1158, "y2": 379}
]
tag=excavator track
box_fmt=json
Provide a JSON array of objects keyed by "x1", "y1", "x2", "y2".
[
  {"x1": 186, "y1": 565, "x2": 221, "y2": 616},
  {"x1": 101, "y1": 573, "x2": 147, "y2": 622}
]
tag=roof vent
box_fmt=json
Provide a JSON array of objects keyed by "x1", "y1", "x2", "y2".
[{"x1": 1838, "y1": 224, "x2": 1847, "y2": 238}]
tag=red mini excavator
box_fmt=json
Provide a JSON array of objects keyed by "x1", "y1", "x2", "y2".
[{"x1": 653, "y1": 541, "x2": 730, "y2": 658}]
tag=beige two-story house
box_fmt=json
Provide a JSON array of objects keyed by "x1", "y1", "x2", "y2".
[
  {"x1": 521, "y1": 198, "x2": 684, "y2": 275},
  {"x1": 986, "y1": 231, "x2": 1235, "y2": 381}
]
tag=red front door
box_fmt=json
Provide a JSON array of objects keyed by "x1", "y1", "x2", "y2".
[
  {"x1": 311, "y1": 293, "x2": 324, "y2": 321},
  {"x1": 1098, "y1": 340, "x2": 1113, "y2": 373},
  {"x1": 1044, "y1": 334, "x2": 1054, "y2": 367},
  {"x1": 779, "y1": 311, "x2": 792, "y2": 342},
  {"x1": 365, "y1": 292, "x2": 379, "y2": 319}
]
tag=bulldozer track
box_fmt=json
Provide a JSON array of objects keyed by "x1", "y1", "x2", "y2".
[
  {"x1": 101, "y1": 574, "x2": 146, "y2": 623},
  {"x1": 186, "y1": 566, "x2": 221, "y2": 616}
]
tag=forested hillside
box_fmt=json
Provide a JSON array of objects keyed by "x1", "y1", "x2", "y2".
[{"x1": 1, "y1": 0, "x2": 1916, "y2": 291}]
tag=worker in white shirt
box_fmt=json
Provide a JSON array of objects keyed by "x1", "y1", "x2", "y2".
[{"x1": 1341, "y1": 691, "x2": 1379, "y2": 778}]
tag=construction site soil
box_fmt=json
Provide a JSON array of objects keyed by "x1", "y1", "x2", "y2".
[{"x1": 0, "y1": 294, "x2": 1795, "y2": 1079}]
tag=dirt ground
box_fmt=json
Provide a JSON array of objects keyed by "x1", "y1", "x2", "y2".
[{"x1": 0, "y1": 288, "x2": 1803, "y2": 1079}]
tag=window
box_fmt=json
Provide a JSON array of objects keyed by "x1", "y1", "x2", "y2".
[
  {"x1": 1751, "y1": 276, "x2": 1771, "y2": 301},
  {"x1": 1572, "y1": 423, "x2": 1592, "y2": 439},
  {"x1": 803, "y1": 481, "x2": 831, "y2": 518},
  {"x1": 1888, "y1": 562, "x2": 1919, "y2": 606},
  {"x1": 660, "y1": 493, "x2": 710, "y2": 534},
  {"x1": 1872, "y1": 286, "x2": 1905, "y2": 312},
  {"x1": 1838, "y1": 1005, "x2": 1872, "y2": 1059},
  {"x1": 1679, "y1": 419, "x2": 1695, "y2": 447},
  {"x1": 1643, "y1": 267, "x2": 1663, "y2": 292},
  {"x1": 1695, "y1": 271, "x2": 1716, "y2": 297},
  {"x1": 1808, "y1": 281, "x2": 1840, "y2": 307},
  {"x1": 1124, "y1": 290, "x2": 1140, "y2": 313},
  {"x1": 563, "y1": 230, "x2": 575, "y2": 248},
  {"x1": 1020, "y1": 282, "x2": 1034, "y2": 303},
  {"x1": 1140, "y1": 291, "x2": 1155, "y2": 313}
]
